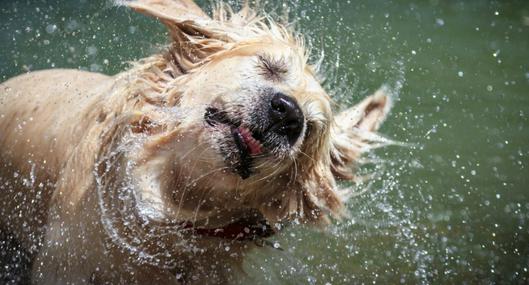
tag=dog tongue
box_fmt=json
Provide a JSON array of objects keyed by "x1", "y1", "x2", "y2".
[{"x1": 239, "y1": 127, "x2": 262, "y2": 155}]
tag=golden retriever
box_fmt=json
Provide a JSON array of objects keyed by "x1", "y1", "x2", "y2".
[{"x1": 0, "y1": 0, "x2": 392, "y2": 284}]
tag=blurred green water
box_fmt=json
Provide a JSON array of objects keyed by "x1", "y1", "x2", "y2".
[{"x1": 1, "y1": 0, "x2": 528, "y2": 284}]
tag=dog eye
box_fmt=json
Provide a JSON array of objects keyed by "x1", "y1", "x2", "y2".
[
  {"x1": 257, "y1": 55, "x2": 287, "y2": 80},
  {"x1": 305, "y1": 121, "x2": 313, "y2": 138}
]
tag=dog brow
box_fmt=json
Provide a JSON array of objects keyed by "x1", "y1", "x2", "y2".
[{"x1": 257, "y1": 54, "x2": 288, "y2": 81}]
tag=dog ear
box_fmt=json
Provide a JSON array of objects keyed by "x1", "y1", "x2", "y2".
[
  {"x1": 127, "y1": 0, "x2": 220, "y2": 72},
  {"x1": 127, "y1": 0, "x2": 210, "y2": 22},
  {"x1": 127, "y1": 0, "x2": 255, "y2": 73},
  {"x1": 330, "y1": 89, "x2": 392, "y2": 180}
]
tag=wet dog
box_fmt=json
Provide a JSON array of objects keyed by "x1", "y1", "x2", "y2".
[{"x1": 0, "y1": 0, "x2": 392, "y2": 283}]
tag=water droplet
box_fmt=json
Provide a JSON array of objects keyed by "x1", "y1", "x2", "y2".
[
  {"x1": 87, "y1": 46, "x2": 98, "y2": 56},
  {"x1": 45, "y1": 24, "x2": 57, "y2": 34}
]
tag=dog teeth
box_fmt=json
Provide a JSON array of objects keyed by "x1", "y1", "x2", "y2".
[{"x1": 238, "y1": 127, "x2": 263, "y2": 155}]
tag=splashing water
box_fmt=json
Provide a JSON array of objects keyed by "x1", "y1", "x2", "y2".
[{"x1": 1, "y1": 0, "x2": 528, "y2": 284}]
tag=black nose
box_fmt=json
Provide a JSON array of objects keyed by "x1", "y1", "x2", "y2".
[{"x1": 269, "y1": 93, "x2": 304, "y2": 146}]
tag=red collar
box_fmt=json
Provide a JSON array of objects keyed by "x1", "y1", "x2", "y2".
[{"x1": 180, "y1": 220, "x2": 276, "y2": 241}]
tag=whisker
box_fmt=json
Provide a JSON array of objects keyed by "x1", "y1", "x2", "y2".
[
  {"x1": 184, "y1": 166, "x2": 230, "y2": 189},
  {"x1": 298, "y1": 150, "x2": 317, "y2": 164},
  {"x1": 247, "y1": 159, "x2": 284, "y2": 186},
  {"x1": 289, "y1": 157, "x2": 298, "y2": 186},
  {"x1": 174, "y1": 145, "x2": 216, "y2": 217},
  {"x1": 190, "y1": 167, "x2": 231, "y2": 223},
  {"x1": 191, "y1": 187, "x2": 216, "y2": 225}
]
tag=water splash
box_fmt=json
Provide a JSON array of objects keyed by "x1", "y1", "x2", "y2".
[{"x1": 94, "y1": 126, "x2": 195, "y2": 270}]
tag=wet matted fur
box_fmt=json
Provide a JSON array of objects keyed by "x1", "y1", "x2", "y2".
[{"x1": 0, "y1": 0, "x2": 392, "y2": 284}]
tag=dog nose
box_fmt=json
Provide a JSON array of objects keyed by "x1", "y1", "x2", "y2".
[{"x1": 269, "y1": 93, "x2": 304, "y2": 146}]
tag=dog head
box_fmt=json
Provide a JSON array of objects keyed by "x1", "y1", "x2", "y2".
[{"x1": 122, "y1": 1, "x2": 392, "y2": 230}]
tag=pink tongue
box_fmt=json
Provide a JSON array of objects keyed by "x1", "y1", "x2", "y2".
[{"x1": 239, "y1": 128, "x2": 262, "y2": 155}]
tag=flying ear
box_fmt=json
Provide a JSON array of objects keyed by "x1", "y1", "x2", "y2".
[
  {"x1": 335, "y1": 88, "x2": 392, "y2": 132},
  {"x1": 127, "y1": 0, "x2": 227, "y2": 74},
  {"x1": 330, "y1": 88, "x2": 392, "y2": 180},
  {"x1": 127, "y1": 0, "x2": 260, "y2": 74},
  {"x1": 127, "y1": 0, "x2": 210, "y2": 23}
]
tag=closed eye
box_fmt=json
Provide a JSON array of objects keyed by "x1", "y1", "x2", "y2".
[
  {"x1": 257, "y1": 54, "x2": 288, "y2": 81},
  {"x1": 305, "y1": 121, "x2": 313, "y2": 138}
]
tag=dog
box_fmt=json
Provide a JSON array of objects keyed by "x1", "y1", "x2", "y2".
[{"x1": 0, "y1": 0, "x2": 392, "y2": 283}]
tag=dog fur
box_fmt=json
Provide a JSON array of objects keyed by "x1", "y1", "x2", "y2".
[{"x1": 0, "y1": 0, "x2": 392, "y2": 284}]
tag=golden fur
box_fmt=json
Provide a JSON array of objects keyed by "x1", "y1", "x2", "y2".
[{"x1": 0, "y1": 0, "x2": 392, "y2": 283}]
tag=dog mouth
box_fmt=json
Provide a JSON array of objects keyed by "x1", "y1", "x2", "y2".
[
  {"x1": 205, "y1": 107, "x2": 264, "y2": 179},
  {"x1": 232, "y1": 127, "x2": 263, "y2": 156}
]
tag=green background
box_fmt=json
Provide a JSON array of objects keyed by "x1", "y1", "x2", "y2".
[{"x1": 1, "y1": 0, "x2": 528, "y2": 283}]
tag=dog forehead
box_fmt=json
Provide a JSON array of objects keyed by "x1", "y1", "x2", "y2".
[
  {"x1": 209, "y1": 40, "x2": 304, "y2": 70},
  {"x1": 199, "y1": 39, "x2": 330, "y2": 108}
]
